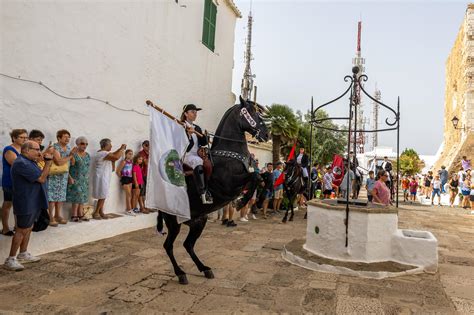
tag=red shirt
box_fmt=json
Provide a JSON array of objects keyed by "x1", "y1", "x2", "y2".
[
  {"x1": 138, "y1": 149, "x2": 149, "y2": 177},
  {"x1": 132, "y1": 164, "x2": 144, "y2": 185}
]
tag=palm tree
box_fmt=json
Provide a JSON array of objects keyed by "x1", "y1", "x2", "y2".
[{"x1": 267, "y1": 104, "x2": 299, "y2": 164}]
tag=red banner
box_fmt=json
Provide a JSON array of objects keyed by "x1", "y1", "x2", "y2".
[{"x1": 331, "y1": 154, "x2": 344, "y2": 187}]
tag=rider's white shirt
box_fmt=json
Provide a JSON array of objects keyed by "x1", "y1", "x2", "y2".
[{"x1": 183, "y1": 121, "x2": 203, "y2": 169}]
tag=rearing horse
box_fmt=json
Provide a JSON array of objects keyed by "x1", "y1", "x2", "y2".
[
  {"x1": 160, "y1": 96, "x2": 269, "y2": 285},
  {"x1": 282, "y1": 160, "x2": 304, "y2": 223}
]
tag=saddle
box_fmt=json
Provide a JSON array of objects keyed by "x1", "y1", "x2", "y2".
[{"x1": 183, "y1": 147, "x2": 213, "y2": 179}]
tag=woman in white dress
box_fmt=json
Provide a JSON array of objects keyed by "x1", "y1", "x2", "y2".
[{"x1": 92, "y1": 138, "x2": 126, "y2": 219}]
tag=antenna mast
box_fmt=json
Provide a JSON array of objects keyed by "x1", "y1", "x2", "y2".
[
  {"x1": 352, "y1": 21, "x2": 366, "y2": 154},
  {"x1": 372, "y1": 86, "x2": 381, "y2": 150},
  {"x1": 241, "y1": 7, "x2": 255, "y2": 100}
]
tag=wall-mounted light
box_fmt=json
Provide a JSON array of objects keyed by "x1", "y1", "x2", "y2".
[{"x1": 451, "y1": 116, "x2": 465, "y2": 131}]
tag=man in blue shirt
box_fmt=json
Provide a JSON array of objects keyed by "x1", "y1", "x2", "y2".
[{"x1": 4, "y1": 141, "x2": 54, "y2": 271}]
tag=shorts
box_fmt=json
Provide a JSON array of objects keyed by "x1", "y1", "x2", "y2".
[
  {"x1": 16, "y1": 212, "x2": 39, "y2": 229},
  {"x1": 462, "y1": 190, "x2": 470, "y2": 196},
  {"x1": 2, "y1": 187, "x2": 13, "y2": 202},
  {"x1": 274, "y1": 189, "x2": 283, "y2": 199},
  {"x1": 264, "y1": 189, "x2": 273, "y2": 200},
  {"x1": 141, "y1": 177, "x2": 147, "y2": 197},
  {"x1": 120, "y1": 177, "x2": 133, "y2": 185},
  {"x1": 403, "y1": 189, "x2": 408, "y2": 194},
  {"x1": 323, "y1": 189, "x2": 332, "y2": 195},
  {"x1": 410, "y1": 191, "x2": 417, "y2": 196},
  {"x1": 432, "y1": 188, "x2": 441, "y2": 197}
]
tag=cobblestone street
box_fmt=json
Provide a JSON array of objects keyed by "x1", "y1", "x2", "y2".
[{"x1": 1, "y1": 202, "x2": 473, "y2": 314}]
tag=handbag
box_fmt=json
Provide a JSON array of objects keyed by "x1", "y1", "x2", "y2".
[
  {"x1": 32, "y1": 208, "x2": 50, "y2": 232},
  {"x1": 49, "y1": 161, "x2": 69, "y2": 176}
]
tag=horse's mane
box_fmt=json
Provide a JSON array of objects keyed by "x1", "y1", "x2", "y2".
[{"x1": 213, "y1": 104, "x2": 238, "y2": 137}]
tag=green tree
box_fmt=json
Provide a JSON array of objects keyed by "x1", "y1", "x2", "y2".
[
  {"x1": 397, "y1": 148, "x2": 422, "y2": 175},
  {"x1": 281, "y1": 109, "x2": 346, "y2": 165},
  {"x1": 266, "y1": 104, "x2": 299, "y2": 164}
]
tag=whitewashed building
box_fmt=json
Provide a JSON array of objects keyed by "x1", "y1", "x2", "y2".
[{"x1": 0, "y1": 0, "x2": 241, "y2": 259}]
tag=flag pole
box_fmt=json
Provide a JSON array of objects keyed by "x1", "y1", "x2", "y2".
[{"x1": 146, "y1": 100, "x2": 203, "y2": 137}]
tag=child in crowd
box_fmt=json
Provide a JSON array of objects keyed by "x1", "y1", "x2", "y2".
[
  {"x1": 431, "y1": 175, "x2": 442, "y2": 206},
  {"x1": 132, "y1": 155, "x2": 148, "y2": 214},
  {"x1": 401, "y1": 176, "x2": 410, "y2": 202},
  {"x1": 365, "y1": 171, "x2": 376, "y2": 202},
  {"x1": 273, "y1": 162, "x2": 284, "y2": 213},
  {"x1": 409, "y1": 176, "x2": 418, "y2": 203},
  {"x1": 116, "y1": 149, "x2": 134, "y2": 216}
]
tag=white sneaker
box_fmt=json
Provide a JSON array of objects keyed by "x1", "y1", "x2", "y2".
[
  {"x1": 4, "y1": 257, "x2": 25, "y2": 271},
  {"x1": 239, "y1": 217, "x2": 249, "y2": 222},
  {"x1": 125, "y1": 210, "x2": 136, "y2": 216},
  {"x1": 245, "y1": 214, "x2": 249, "y2": 220},
  {"x1": 17, "y1": 252, "x2": 41, "y2": 264},
  {"x1": 251, "y1": 214, "x2": 257, "y2": 220}
]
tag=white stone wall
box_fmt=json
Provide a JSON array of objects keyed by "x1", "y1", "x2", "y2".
[{"x1": 0, "y1": 0, "x2": 239, "y2": 215}]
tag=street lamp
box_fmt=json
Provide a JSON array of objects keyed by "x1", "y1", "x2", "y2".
[{"x1": 451, "y1": 116, "x2": 465, "y2": 130}]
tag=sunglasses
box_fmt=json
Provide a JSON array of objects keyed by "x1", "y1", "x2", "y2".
[{"x1": 80, "y1": 142, "x2": 88, "y2": 145}]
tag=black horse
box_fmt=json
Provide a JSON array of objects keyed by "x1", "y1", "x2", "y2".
[
  {"x1": 160, "y1": 96, "x2": 269, "y2": 284},
  {"x1": 282, "y1": 160, "x2": 305, "y2": 223}
]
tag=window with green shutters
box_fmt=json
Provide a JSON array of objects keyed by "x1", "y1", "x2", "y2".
[{"x1": 202, "y1": 0, "x2": 217, "y2": 51}]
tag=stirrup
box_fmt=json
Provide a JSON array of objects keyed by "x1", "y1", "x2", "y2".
[{"x1": 201, "y1": 193, "x2": 213, "y2": 204}]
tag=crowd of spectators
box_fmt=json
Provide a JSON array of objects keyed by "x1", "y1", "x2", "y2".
[{"x1": 1, "y1": 128, "x2": 153, "y2": 271}]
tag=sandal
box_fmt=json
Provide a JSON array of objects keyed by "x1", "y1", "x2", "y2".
[
  {"x1": 49, "y1": 220, "x2": 59, "y2": 227},
  {"x1": 1, "y1": 230, "x2": 15, "y2": 236},
  {"x1": 92, "y1": 214, "x2": 102, "y2": 220},
  {"x1": 71, "y1": 216, "x2": 80, "y2": 222},
  {"x1": 99, "y1": 212, "x2": 109, "y2": 220},
  {"x1": 55, "y1": 217, "x2": 68, "y2": 224},
  {"x1": 79, "y1": 215, "x2": 89, "y2": 222}
]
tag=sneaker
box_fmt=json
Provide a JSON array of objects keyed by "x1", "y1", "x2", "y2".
[
  {"x1": 251, "y1": 214, "x2": 257, "y2": 220},
  {"x1": 221, "y1": 219, "x2": 229, "y2": 225},
  {"x1": 132, "y1": 208, "x2": 140, "y2": 214},
  {"x1": 4, "y1": 257, "x2": 24, "y2": 271},
  {"x1": 125, "y1": 210, "x2": 136, "y2": 216},
  {"x1": 244, "y1": 214, "x2": 249, "y2": 220},
  {"x1": 17, "y1": 252, "x2": 41, "y2": 264},
  {"x1": 239, "y1": 217, "x2": 248, "y2": 222}
]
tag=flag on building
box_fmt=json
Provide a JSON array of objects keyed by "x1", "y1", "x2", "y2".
[
  {"x1": 146, "y1": 108, "x2": 190, "y2": 223},
  {"x1": 331, "y1": 154, "x2": 345, "y2": 187}
]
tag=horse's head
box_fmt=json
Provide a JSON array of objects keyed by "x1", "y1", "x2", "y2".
[{"x1": 238, "y1": 96, "x2": 269, "y2": 142}]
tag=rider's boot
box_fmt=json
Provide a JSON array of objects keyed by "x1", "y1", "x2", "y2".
[{"x1": 194, "y1": 165, "x2": 213, "y2": 204}]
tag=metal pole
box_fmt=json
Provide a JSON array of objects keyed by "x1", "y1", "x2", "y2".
[
  {"x1": 345, "y1": 72, "x2": 356, "y2": 247},
  {"x1": 308, "y1": 97, "x2": 314, "y2": 200},
  {"x1": 352, "y1": 71, "x2": 358, "y2": 200},
  {"x1": 396, "y1": 97, "x2": 400, "y2": 208}
]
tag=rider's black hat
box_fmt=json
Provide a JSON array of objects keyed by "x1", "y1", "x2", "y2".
[{"x1": 182, "y1": 104, "x2": 202, "y2": 112}]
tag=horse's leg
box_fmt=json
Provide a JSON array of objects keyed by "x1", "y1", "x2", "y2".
[
  {"x1": 183, "y1": 216, "x2": 214, "y2": 279},
  {"x1": 162, "y1": 213, "x2": 188, "y2": 285},
  {"x1": 282, "y1": 188, "x2": 289, "y2": 223},
  {"x1": 289, "y1": 195, "x2": 295, "y2": 221}
]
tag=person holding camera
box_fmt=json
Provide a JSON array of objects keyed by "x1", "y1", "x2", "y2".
[
  {"x1": 4, "y1": 141, "x2": 54, "y2": 271},
  {"x1": 91, "y1": 139, "x2": 126, "y2": 219}
]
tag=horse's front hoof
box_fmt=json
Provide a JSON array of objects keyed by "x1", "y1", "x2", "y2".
[
  {"x1": 289, "y1": 217, "x2": 294, "y2": 222},
  {"x1": 282, "y1": 218, "x2": 287, "y2": 223},
  {"x1": 178, "y1": 274, "x2": 188, "y2": 285},
  {"x1": 203, "y1": 269, "x2": 214, "y2": 279}
]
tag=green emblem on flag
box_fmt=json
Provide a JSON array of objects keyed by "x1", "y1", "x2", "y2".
[{"x1": 159, "y1": 149, "x2": 185, "y2": 187}]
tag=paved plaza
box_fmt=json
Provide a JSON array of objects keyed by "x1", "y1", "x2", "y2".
[{"x1": 0, "y1": 202, "x2": 473, "y2": 314}]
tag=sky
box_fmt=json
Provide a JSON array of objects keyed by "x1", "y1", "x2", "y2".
[{"x1": 231, "y1": 0, "x2": 469, "y2": 155}]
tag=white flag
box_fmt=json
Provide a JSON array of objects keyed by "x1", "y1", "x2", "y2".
[{"x1": 146, "y1": 108, "x2": 190, "y2": 223}]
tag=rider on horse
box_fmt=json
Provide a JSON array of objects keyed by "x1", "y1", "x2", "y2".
[{"x1": 181, "y1": 104, "x2": 213, "y2": 204}]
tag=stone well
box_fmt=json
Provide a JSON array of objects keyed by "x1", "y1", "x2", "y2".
[{"x1": 283, "y1": 199, "x2": 438, "y2": 278}]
